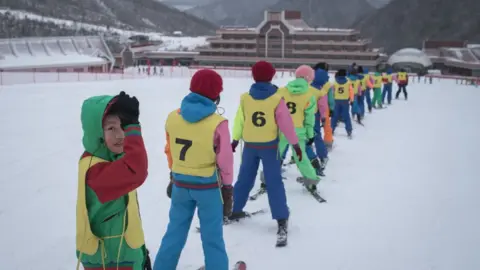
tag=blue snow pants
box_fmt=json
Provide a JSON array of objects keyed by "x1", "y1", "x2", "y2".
[
  {"x1": 331, "y1": 100, "x2": 352, "y2": 134},
  {"x1": 233, "y1": 142, "x2": 289, "y2": 220},
  {"x1": 351, "y1": 95, "x2": 360, "y2": 116},
  {"x1": 382, "y1": 83, "x2": 393, "y2": 104},
  {"x1": 153, "y1": 186, "x2": 228, "y2": 270},
  {"x1": 312, "y1": 111, "x2": 328, "y2": 159},
  {"x1": 357, "y1": 92, "x2": 365, "y2": 117},
  {"x1": 365, "y1": 88, "x2": 372, "y2": 111}
]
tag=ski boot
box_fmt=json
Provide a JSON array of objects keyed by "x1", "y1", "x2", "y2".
[
  {"x1": 311, "y1": 158, "x2": 325, "y2": 177},
  {"x1": 320, "y1": 157, "x2": 329, "y2": 170},
  {"x1": 228, "y1": 211, "x2": 250, "y2": 221},
  {"x1": 356, "y1": 114, "x2": 363, "y2": 125},
  {"x1": 347, "y1": 131, "x2": 352, "y2": 139},
  {"x1": 368, "y1": 106, "x2": 372, "y2": 113},
  {"x1": 276, "y1": 219, "x2": 288, "y2": 247}
]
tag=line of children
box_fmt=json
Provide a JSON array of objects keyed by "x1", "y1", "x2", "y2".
[{"x1": 76, "y1": 62, "x2": 410, "y2": 270}]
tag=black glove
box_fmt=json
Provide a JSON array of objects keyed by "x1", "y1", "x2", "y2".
[
  {"x1": 292, "y1": 144, "x2": 303, "y2": 161},
  {"x1": 231, "y1": 140, "x2": 239, "y2": 153},
  {"x1": 144, "y1": 248, "x2": 152, "y2": 270},
  {"x1": 321, "y1": 118, "x2": 326, "y2": 127},
  {"x1": 329, "y1": 109, "x2": 334, "y2": 117},
  {"x1": 166, "y1": 172, "x2": 173, "y2": 198},
  {"x1": 221, "y1": 185, "x2": 233, "y2": 217},
  {"x1": 110, "y1": 91, "x2": 140, "y2": 127},
  {"x1": 307, "y1": 138, "x2": 315, "y2": 146}
]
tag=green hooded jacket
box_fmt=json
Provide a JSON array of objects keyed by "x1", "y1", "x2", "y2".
[
  {"x1": 283, "y1": 78, "x2": 316, "y2": 139},
  {"x1": 78, "y1": 95, "x2": 145, "y2": 269}
]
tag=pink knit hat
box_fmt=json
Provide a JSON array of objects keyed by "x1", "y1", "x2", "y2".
[{"x1": 295, "y1": 65, "x2": 315, "y2": 83}]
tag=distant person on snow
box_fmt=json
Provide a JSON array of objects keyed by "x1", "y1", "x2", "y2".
[
  {"x1": 356, "y1": 66, "x2": 373, "y2": 119},
  {"x1": 156, "y1": 69, "x2": 233, "y2": 270},
  {"x1": 277, "y1": 65, "x2": 321, "y2": 189},
  {"x1": 76, "y1": 91, "x2": 152, "y2": 270},
  {"x1": 395, "y1": 68, "x2": 409, "y2": 100},
  {"x1": 362, "y1": 67, "x2": 374, "y2": 113},
  {"x1": 331, "y1": 69, "x2": 354, "y2": 138},
  {"x1": 347, "y1": 68, "x2": 363, "y2": 124},
  {"x1": 230, "y1": 61, "x2": 300, "y2": 244},
  {"x1": 371, "y1": 71, "x2": 384, "y2": 109},
  {"x1": 382, "y1": 68, "x2": 394, "y2": 104}
]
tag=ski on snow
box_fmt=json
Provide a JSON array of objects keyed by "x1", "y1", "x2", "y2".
[
  {"x1": 195, "y1": 209, "x2": 267, "y2": 233},
  {"x1": 197, "y1": 260, "x2": 247, "y2": 270},
  {"x1": 296, "y1": 177, "x2": 327, "y2": 203},
  {"x1": 249, "y1": 187, "x2": 266, "y2": 201}
]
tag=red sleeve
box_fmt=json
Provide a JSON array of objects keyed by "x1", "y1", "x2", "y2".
[{"x1": 86, "y1": 125, "x2": 148, "y2": 203}]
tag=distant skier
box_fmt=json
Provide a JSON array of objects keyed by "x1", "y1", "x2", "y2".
[
  {"x1": 230, "y1": 61, "x2": 300, "y2": 243},
  {"x1": 331, "y1": 69, "x2": 354, "y2": 138},
  {"x1": 356, "y1": 66, "x2": 372, "y2": 119},
  {"x1": 395, "y1": 68, "x2": 409, "y2": 100},
  {"x1": 348, "y1": 69, "x2": 363, "y2": 124},
  {"x1": 371, "y1": 71, "x2": 384, "y2": 109},
  {"x1": 362, "y1": 67, "x2": 373, "y2": 113},
  {"x1": 382, "y1": 68, "x2": 393, "y2": 104},
  {"x1": 312, "y1": 62, "x2": 334, "y2": 151},
  {"x1": 156, "y1": 69, "x2": 233, "y2": 270}
]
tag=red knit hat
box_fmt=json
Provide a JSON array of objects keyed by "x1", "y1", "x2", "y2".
[
  {"x1": 251, "y1": 61, "x2": 276, "y2": 82},
  {"x1": 190, "y1": 69, "x2": 223, "y2": 100}
]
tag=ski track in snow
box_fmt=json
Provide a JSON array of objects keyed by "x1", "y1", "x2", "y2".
[{"x1": 0, "y1": 75, "x2": 479, "y2": 270}]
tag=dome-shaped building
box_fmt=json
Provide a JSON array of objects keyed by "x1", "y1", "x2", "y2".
[{"x1": 388, "y1": 48, "x2": 432, "y2": 73}]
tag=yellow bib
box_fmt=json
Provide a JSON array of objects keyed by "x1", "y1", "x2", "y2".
[
  {"x1": 334, "y1": 81, "x2": 351, "y2": 100},
  {"x1": 373, "y1": 76, "x2": 382, "y2": 88},
  {"x1": 351, "y1": 80, "x2": 360, "y2": 95},
  {"x1": 165, "y1": 110, "x2": 225, "y2": 177},
  {"x1": 383, "y1": 74, "x2": 393, "y2": 83},
  {"x1": 278, "y1": 88, "x2": 312, "y2": 128},
  {"x1": 241, "y1": 92, "x2": 282, "y2": 143},
  {"x1": 76, "y1": 157, "x2": 145, "y2": 255},
  {"x1": 398, "y1": 72, "x2": 407, "y2": 80},
  {"x1": 360, "y1": 76, "x2": 367, "y2": 90}
]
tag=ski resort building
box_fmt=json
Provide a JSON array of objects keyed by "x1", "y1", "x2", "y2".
[
  {"x1": 0, "y1": 36, "x2": 115, "y2": 72},
  {"x1": 423, "y1": 40, "x2": 480, "y2": 77},
  {"x1": 194, "y1": 10, "x2": 386, "y2": 69}
]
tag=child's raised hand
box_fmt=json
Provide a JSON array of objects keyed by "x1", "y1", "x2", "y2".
[{"x1": 113, "y1": 91, "x2": 140, "y2": 126}]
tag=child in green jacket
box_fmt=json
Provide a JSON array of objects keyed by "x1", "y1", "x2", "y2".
[{"x1": 278, "y1": 75, "x2": 320, "y2": 190}]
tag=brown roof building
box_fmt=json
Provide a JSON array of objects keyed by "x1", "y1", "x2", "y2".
[
  {"x1": 423, "y1": 40, "x2": 480, "y2": 77},
  {"x1": 194, "y1": 10, "x2": 386, "y2": 69}
]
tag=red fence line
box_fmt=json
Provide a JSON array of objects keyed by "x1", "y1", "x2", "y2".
[{"x1": 0, "y1": 66, "x2": 478, "y2": 86}]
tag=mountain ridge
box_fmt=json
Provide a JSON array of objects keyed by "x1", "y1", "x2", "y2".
[
  {"x1": 0, "y1": 0, "x2": 216, "y2": 35},
  {"x1": 356, "y1": 0, "x2": 480, "y2": 53}
]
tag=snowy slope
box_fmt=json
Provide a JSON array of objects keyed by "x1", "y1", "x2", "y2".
[
  {"x1": 0, "y1": 76, "x2": 479, "y2": 269},
  {"x1": 0, "y1": 9, "x2": 209, "y2": 51}
]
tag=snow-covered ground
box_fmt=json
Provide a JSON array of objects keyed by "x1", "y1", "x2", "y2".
[
  {"x1": 0, "y1": 9, "x2": 209, "y2": 50},
  {"x1": 0, "y1": 75, "x2": 479, "y2": 270}
]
